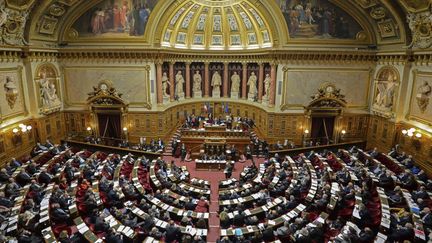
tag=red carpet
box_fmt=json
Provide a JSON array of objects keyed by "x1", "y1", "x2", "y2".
[{"x1": 162, "y1": 155, "x2": 265, "y2": 243}]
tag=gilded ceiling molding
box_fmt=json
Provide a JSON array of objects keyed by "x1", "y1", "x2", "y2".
[
  {"x1": 0, "y1": 0, "x2": 34, "y2": 46},
  {"x1": 350, "y1": 0, "x2": 406, "y2": 45},
  {"x1": 376, "y1": 54, "x2": 408, "y2": 65},
  {"x1": 28, "y1": 0, "x2": 88, "y2": 43},
  {"x1": 397, "y1": 0, "x2": 430, "y2": 13},
  {"x1": 407, "y1": 11, "x2": 432, "y2": 49},
  {"x1": 0, "y1": 50, "x2": 21, "y2": 62},
  {"x1": 412, "y1": 54, "x2": 432, "y2": 66}
]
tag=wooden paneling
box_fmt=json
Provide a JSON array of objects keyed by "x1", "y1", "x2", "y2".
[
  {"x1": 0, "y1": 119, "x2": 36, "y2": 167},
  {"x1": 366, "y1": 116, "x2": 396, "y2": 152},
  {"x1": 0, "y1": 112, "x2": 66, "y2": 167},
  {"x1": 267, "y1": 114, "x2": 304, "y2": 145},
  {"x1": 339, "y1": 114, "x2": 370, "y2": 142},
  {"x1": 64, "y1": 111, "x2": 92, "y2": 136},
  {"x1": 35, "y1": 112, "x2": 67, "y2": 144}
]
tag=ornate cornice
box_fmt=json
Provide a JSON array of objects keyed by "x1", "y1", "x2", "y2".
[{"x1": 1, "y1": 47, "x2": 431, "y2": 66}]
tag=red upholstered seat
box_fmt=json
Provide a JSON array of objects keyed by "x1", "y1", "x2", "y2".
[
  {"x1": 345, "y1": 200, "x2": 355, "y2": 207},
  {"x1": 52, "y1": 223, "x2": 69, "y2": 236},
  {"x1": 78, "y1": 204, "x2": 87, "y2": 213}
]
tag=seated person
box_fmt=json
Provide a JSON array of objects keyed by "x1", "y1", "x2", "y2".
[
  {"x1": 195, "y1": 196, "x2": 209, "y2": 213},
  {"x1": 33, "y1": 142, "x2": 49, "y2": 154},
  {"x1": 388, "y1": 222, "x2": 414, "y2": 241},
  {"x1": 51, "y1": 203, "x2": 70, "y2": 222}
]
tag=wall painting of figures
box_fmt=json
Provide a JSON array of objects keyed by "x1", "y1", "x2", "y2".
[
  {"x1": 72, "y1": 0, "x2": 158, "y2": 38},
  {"x1": 276, "y1": 0, "x2": 364, "y2": 39}
]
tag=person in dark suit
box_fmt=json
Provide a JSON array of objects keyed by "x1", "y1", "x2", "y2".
[
  {"x1": 358, "y1": 203, "x2": 371, "y2": 227},
  {"x1": 165, "y1": 220, "x2": 181, "y2": 243},
  {"x1": 38, "y1": 169, "x2": 53, "y2": 185},
  {"x1": 16, "y1": 170, "x2": 32, "y2": 186},
  {"x1": 358, "y1": 227, "x2": 374, "y2": 242},
  {"x1": 0, "y1": 169, "x2": 10, "y2": 183},
  {"x1": 51, "y1": 203, "x2": 70, "y2": 222},
  {"x1": 388, "y1": 223, "x2": 414, "y2": 241},
  {"x1": 184, "y1": 198, "x2": 196, "y2": 211},
  {"x1": 261, "y1": 223, "x2": 275, "y2": 242},
  {"x1": 9, "y1": 158, "x2": 21, "y2": 169},
  {"x1": 421, "y1": 207, "x2": 432, "y2": 228},
  {"x1": 105, "y1": 228, "x2": 123, "y2": 243},
  {"x1": 233, "y1": 212, "x2": 245, "y2": 227},
  {"x1": 413, "y1": 186, "x2": 428, "y2": 201}
]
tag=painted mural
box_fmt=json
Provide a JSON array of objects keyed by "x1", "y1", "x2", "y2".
[
  {"x1": 276, "y1": 0, "x2": 363, "y2": 39},
  {"x1": 72, "y1": 0, "x2": 158, "y2": 38}
]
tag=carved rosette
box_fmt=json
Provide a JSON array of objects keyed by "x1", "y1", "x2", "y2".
[{"x1": 407, "y1": 11, "x2": 432, "y2": 49}]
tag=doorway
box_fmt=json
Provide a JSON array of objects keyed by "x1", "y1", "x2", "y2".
[
  {"x1": 97, "y1": 113, "x2": 121, "y2": 139},
  {"x1": 311, "y1": 116, "x2": 335, "y2": 145}
]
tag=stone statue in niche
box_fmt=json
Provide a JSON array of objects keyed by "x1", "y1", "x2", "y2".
[
  {"x1": 193, "y1": 70, "x2": 202, "y2": 98},
  {"x1": 373, "y1": 68, "x2": 398, "y2": 111},
  {"x1": 230, "y1": 71, "x2": 240, "y2": 99},
  {"x1": 247, "y1": 72, "x2": 257, "y2": 101},
  {"x1": 416, "y1": 81, "x2": 432, "y2": 113},
  {"x1": 175, "y1": 71, "x2": 185, "y2": 99},
  {"x1": 3, "y1": 75, "x2": 18, "y2": 109},
  {"x1": 161, "y1": 72, "x2": 169, "y2": 98},
  {"x1": 38, "y1": 72, "x2": 60, "y2": 107},
  {"x1": 211, "y1": 71, "x2": 222, "y2": 98},
  {"x1": 263, "y1": 73, "x2": 271, "y2": 101}
]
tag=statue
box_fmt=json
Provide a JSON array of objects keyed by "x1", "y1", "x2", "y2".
[
  {"x1": 263, "y1": 73, "x2": 271, "y2": 100},
  {"x1": 38, "y1": 72, "x2": 60, "y2": 107},
  {"x1": 374, "y1": 72, "x2": 396, "y2": 110},
  {"x1": 416, "y1": 81, "x2": 432, "y2": 113},
  {"x1": 231, "y1": 71, "x2": 240, "y2": 92},
  {"x1": 193, "y1": 70, "x2": 202, "y2": 92},
  {"x1": 175, "y1": 71, "x2": 185, "y2": 97},
  {"x1": 161, "y1": 72, "x2": 169, "y2": 98},
  {"x1": 247, "y1": 72, "x2": 257, "y2": 100},
  {"x1": 3, "y1": 76, "x2": 18, "y2": 109},
  {"x1": 211, "y1": 71, "x2": 222, "y2": 97}
]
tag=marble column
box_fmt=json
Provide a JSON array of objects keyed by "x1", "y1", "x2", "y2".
[
  {"x1": 185, "y1": 62, "x2": 191, "y2": 98},
  {"x1": 242, "y1": 62, "x2": 247, "y2": 99},
  {"x1": 156, "y1": 61, "x2": 163, "y2": 104},
  {"x1": 204, "y1": 62, "x2": 210, "y2": 97},
  {"x1": 223, "y1": 62, "x2": 229, "y2": 97},
  {"x1": 269, "y1": 63, "x2": 277, "y2": 107},
  {"x1": 258, "y1": 63, "x2": 264, "y2": 102}
]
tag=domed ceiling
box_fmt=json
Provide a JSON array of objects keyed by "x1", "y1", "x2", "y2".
[
  {"x1": 160, "y1": 0, "x2": 272, "y2": 50},
  {"x1": 1, "y1": 0, "x2": 430, "y2": 50}
]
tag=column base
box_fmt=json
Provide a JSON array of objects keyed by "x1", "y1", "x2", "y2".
[
  {"x1": 262, "y1": 99, "x2": 269, "y2": 106},
  {"x1": 230, "y1": 92, "x2": 239, "y2": 99},
  {"x1": 193, "y1": 91, "x2": 202, "y2": 98}
]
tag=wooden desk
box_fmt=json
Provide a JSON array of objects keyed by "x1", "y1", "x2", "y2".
[{"x1": 195, "y1": 160, "x2": 231, "y2": 171}]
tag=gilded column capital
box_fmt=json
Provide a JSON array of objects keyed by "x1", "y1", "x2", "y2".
[{"x1": 155, "y1": 59, "x2": 164, "y2": 66}]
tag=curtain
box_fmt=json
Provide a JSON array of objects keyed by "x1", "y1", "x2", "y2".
[
  {"x1": 98, "y1": 113, "x2": 121, "y2": 139},
  {"x1": 311, "y1": 117, "x2": 335, "y2": 144}
]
